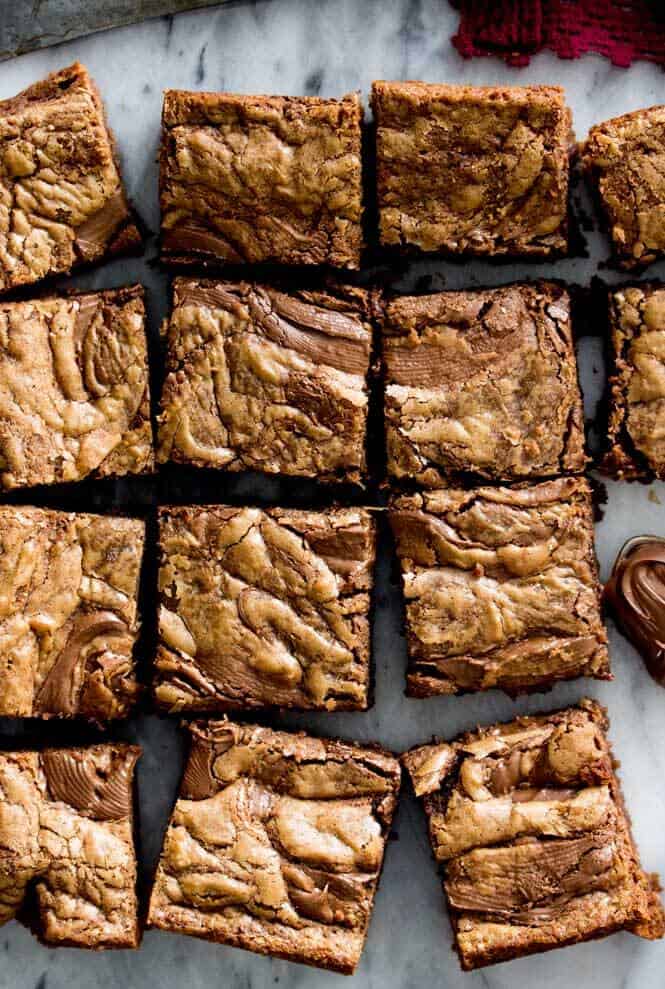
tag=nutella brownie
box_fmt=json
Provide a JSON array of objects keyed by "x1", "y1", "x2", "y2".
[
  {"x1": 160, "y1": 90, "x2": 363, "y2": 268},
  {"x1": 372, "y1": 82, "x2": 571, "y2": 257},
  {"x1": 0, "y1": 63, "x2": 142, "y2": 294},
  {"x1": 155, "y1": 505, "x2": 375, "y2": 712},
  {"x1": 0, "y1": 284, "x2": 153, "y2": 489},
  {"x1": 382, "y1": 282, "x2": 586, "y2": 485},
  {"x1": 147, "y1": 720, "x2": 401, "y2": 973},
  {"x1": 601, "y1": 284, "x2": 665, "y2": 480},
  {"x1": 402, "y1": 700, "x2": 664, "y2": 970},
  {"x1": 583, "y1": 106, "x2": 665, "y2": 268},
  {"x1": 0, "y1": 744, "x2": 140, "y2": 948},
  {"x1": 0, "y1": 506, "x2": 144, "y2": 720},
  {"x1": 389, "y1": 478, "x2": 610, "y2": 697},
  {"x1": 157, "y1": 278, "x2": 373, "y2": 483}
]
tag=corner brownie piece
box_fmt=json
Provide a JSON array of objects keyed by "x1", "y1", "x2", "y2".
[
  {"x1": 583, "y1": 106, "x2": 665, "y2": 268},
  {"x1": 0, "y1": 506, "x2": 144, "y2": 720},
  {"x1": 0, "y1": 744, "x2": 140, "y2": 948},
  {"x1": 0, "y1": 284, "x2": 152, "y2": 489},
  {"x1": 372, "y1": 82, "x2": 571, "y2": 257},
  {"x1": 160, "y1": 90, "x2": 363, "y2": 268},
  {"x1": 402, "y1": 700, "x2": 664, "y2": 970},
  {"x1": 382, "y1": 282, "x2": 586, "y2": 485},
  {"x1": 601, "y1": 283, "x2": 665, "y2": 480},
  {"x1": 157, "y1": 278, "x2": 372, "y2": 483},
  {"x1": 0, "y1": 63, "x2": 142, "y2": 293},
  {"x1": 155, "y1": 505, "x2": 375, "y2": 712},
  {"x1": 389, "y1": 478, "x2": 610, "y2": 697},
  {"x1": 147, "y1": 720, "x2": 400, "y2": 973}
]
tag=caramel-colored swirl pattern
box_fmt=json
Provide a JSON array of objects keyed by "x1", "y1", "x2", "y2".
[
  {"x1": 155, "y1": 505, "x2": 375, "y2": 712},
  {"x1": 402, "y1": 701, "x2": 665, "y2": 971},
  {"x1": 372, "y1": 82, "x2": 570, "y2": 257},
  {"x1": 382, "y1": 283, "x2": 587, "y2": 486},
  {"x1": 0, "y1": 62, "x2": 140, "y2": 293},
  {"x1": 157, "y1": 278, "x2": 372, "y2": 483},
  {"x1": 0, "y1": 745, "x2": 139, "y2": 948},
  {"x1": 389, "y1": 477, "x2": 609, "y2": 697},
  {"x1": 0, "y1": 506, "x2": 144, "y2": 719},
  {"x1": 0, "y1": 285, "x2": 153, "y2": 489},
  {"x1": 147, "y1": 721, "x2": 401, "y2": 975}
]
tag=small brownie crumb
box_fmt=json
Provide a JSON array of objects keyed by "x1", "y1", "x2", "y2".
[
  {"x1": 0, "y1": 285, "x2": 153, "y2": 489},
  {"x1": 583, "y1": 106, "x2": 665, "y2": 268},
  {"x1": 371, "y1": 82, "x2": 571, "y2": 258},
  {"x1": 0, "y1": 62, "x2": 142, "y2": 293},
  {"x1": 602, "y1": 283, "x2": 665, "y2": 480},
  {"x1": 147, "y1": 720, "x2": 401, "y2": 974},
  {"x1": 160, "y1": 90, "x2": 363, "y2": 269},
  {"x1": 389, "y1": 478, "x2": 610, "y2": 697},
  {"x1": 0, "y1": 507, "x2": 144, "y2": 720},
  {"x1": 382, "y1": 282, "x2": 587, "y2": 485},
  {"x1": 402, "y1": 700, "x2": 664, "y2": 971},
  {"x1": 155, "y1": 504, "x2": 375, "y2": 712},
  {"x1": 0, "y1": 744, "x2": 140, "y2": 948},
  {"x1": 157, "y1": 278, "x2": 373, "y2": 483}
]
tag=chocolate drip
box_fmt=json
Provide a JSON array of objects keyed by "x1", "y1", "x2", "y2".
[
  {"x1": 42, "y1": 748, "x2": 137, "y2": 821},
  {"x1": 603, "y1": 536, "x2": 665, "y2": 685}
]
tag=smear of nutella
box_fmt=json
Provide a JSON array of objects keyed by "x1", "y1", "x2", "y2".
[
  {"x1": 603, "y1": 536, "x2": 665, "y2": 685},
  {"x1": 74, "y1": 191, "x2": 128, "y2": 261},
  {"x1": 42, "y1": 748, "x2": 137, "y2": 821},
  {"x1": 163, "y1": 223, "x2": 240, "y2": 261}
]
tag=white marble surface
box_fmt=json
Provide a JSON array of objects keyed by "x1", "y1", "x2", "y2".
[{"x1": 1, "y1": 2, "x2": 665, "y2": 988}]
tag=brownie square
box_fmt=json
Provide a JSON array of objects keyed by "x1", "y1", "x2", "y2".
[
  {"x1": 155, "y1": 505, "x2": 375, "y2": 712},
  {"x1": 157, "y1": 278, "x2": 373, "y2": 483},
  {"x1": 0, "y1": 284, "x2": 153, "y2": 489},
  {"x1": 147, "y1": 719, "x2": 400, "y2": 973},
  {"x1": 382, "y1": 282, "x2": 587, "y2": 485},
  {"x1": 583, "y1": 106, "x2": 665, "y2": 268},
  {"x1": 0, "y1": 506, "x2": 144, "y2": 720},
  {"x1": 0, "y1": 62, "x2": 142, "y2": 294},
  {"x1": 371, "y1": 82, "x2": 571, "y2": 258},
  {"x1": 160, "y1": 90, "x2": 363, "y2": 268},
  {"x1": 0, "y1": 743, "x2": 140, "y2": 948},
  {"x1": 402, "y1": 700, "x2": 664, "y2": 971},
  {"x1": 389, "y1": 478, "x2": 610, "y2": 696},
  {"x1": 601, "y1": 283, "x2": 665, "y2": 480}
]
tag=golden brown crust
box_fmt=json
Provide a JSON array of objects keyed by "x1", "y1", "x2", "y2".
[
  {"x1": 372, "y1": 81, "x2": 571, "y2": 258},
  {"x1": 389, "y1": 478, "x2": 610, "y2": 697},
  {"x1": 402, "y1": 700, "x2": 664, "y2": 970},
  {"x1": 154, "y1": 504, "x2": 375, "y2": 712},
  {"x1": 0, "y1": 62, "x2": 142, "y2": 293},
  {"x1": 160, "y1": 90, "x2": 363, "y2": 269},
  {"x1": 0, "y1": 744, "x2": 140, "y2": 949},
  {"x1": 583, "y1": 106, "x2": 665, "y2": 268},
  {"x1": 147, "y1": 720, "x2": 400, "y2": 974},
  {"x1": 157, "y1": 278, "x2": 373, "y2": 483},
  {"x1": 0, "y1": 284, "x2": 153, "y2": 490},
  {"x1": 382, "y1": 282, "x2": 587, "y2": 485},
  {"x1": 0, "y1": 506, "x2": 144, "y2": 720}
]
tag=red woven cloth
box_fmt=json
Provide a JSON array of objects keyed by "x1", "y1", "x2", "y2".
[{"x1": 451, "y1": 1, "x2": 665, "y2": 67}]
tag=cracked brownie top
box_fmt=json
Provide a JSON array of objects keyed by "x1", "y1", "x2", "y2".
[
  {"x1": 0, "y1": 62, "x2": 142, "y2": 294},
  {"x1": 155, "y1": 504, "x2": 375, "y2": 712},
  {"x1": 382, "y1": 281, "x2": 587, "y2": 485},
  {"x1": 0, "y1": 506, "x2": 144, "y2": 721},
  {"x1": 157, "y1": 278, "x2": 373, "y2": 483},
  {"x1": 601, "y1": 283, "x2": 665, "y2": 481},
  {"x1": 0, "y1": 284, "x2": 153, "y2": 490},
  {"x1": 0, "y1": 744, "x2": 140, "y2": 948},
  {"x1": 160, "y1": 90, "x2": 363, "y2": 269},
  {"x1": 402, "y1": 700, "x2": 664, "y2": 970},
  {"x1": 583, "y1": 106, "x2": 665, "y2": 269},
  {"x1": 372, "y1": 82, "x2": 571, "y2": 257},
  {"x1": 389, "y1": 478, "x2": 610, "y2": 697},
  {"x1": 147, "y1": 720, "x2": 400, "y2": 973}
]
